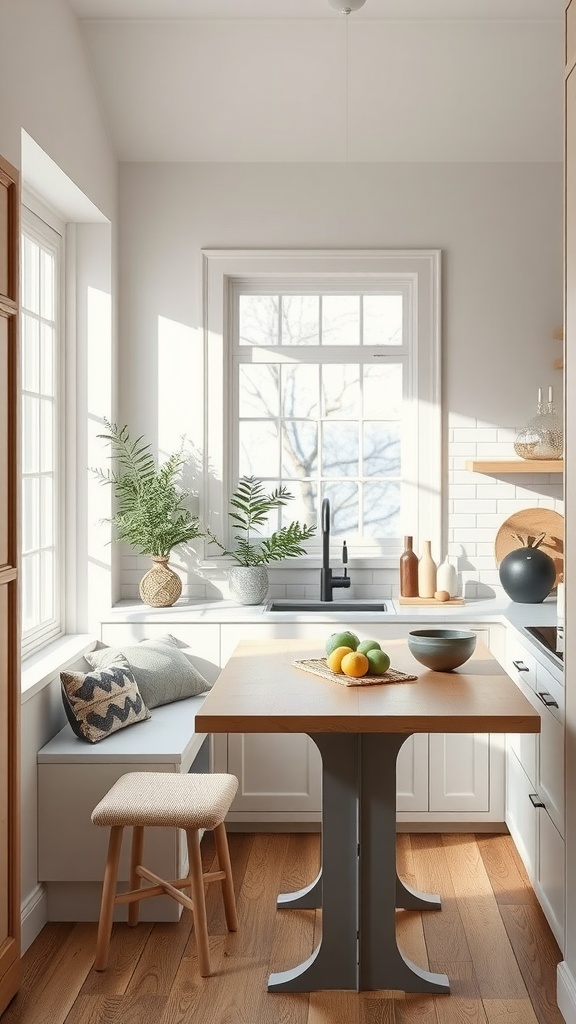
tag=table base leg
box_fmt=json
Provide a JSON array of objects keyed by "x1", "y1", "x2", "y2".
[
  {"x1": 396, "y1": 874, "x2": 441, "y2": 912},
  {"x1": 277, "y1": 870, "x2": 322, "y2": 910},
  {"x1": 268, "y1": 733, "x2": 359, "y2": 992}
]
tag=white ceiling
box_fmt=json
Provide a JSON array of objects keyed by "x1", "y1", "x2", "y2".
[{"x1": 67, "y1": 0, "x2": 566, "y2": 163}]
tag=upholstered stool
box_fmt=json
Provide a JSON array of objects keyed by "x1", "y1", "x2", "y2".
[{"x1": 91, "y1": 771, "x2": 239, "y2": 976}]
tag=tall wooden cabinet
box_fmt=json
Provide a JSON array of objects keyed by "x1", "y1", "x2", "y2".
[{"x1": 0, "y1": 152, "x2": 21, "y2": 1013}]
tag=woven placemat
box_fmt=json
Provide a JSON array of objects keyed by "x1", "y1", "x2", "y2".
[{"x1": 294, "y1": 658, "x2": 418, "y2": 688}]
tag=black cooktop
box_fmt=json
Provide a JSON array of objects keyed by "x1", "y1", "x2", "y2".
[{"x1": 524, "y1": 625, "x2": 564, "y2": 666}]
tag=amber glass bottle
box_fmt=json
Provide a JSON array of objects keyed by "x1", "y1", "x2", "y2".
[{"x1": 399, "y1": 536, "x2": 419, "y2": 597}]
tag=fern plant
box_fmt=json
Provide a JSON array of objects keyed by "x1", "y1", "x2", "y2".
[
  {"x1": 92, "y1": 420, "x2": 204, "y2": 558},
  {"x1": 207, "y1": 475, "x2": 316, "y2": 566}
]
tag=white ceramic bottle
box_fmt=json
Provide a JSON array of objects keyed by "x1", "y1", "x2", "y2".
[
  {"x1": 418, "y1": 540, "x2": 437, "y2": 598},
  {"x1": 437, "y1": 556, "x2": 458, "y2": 598}
]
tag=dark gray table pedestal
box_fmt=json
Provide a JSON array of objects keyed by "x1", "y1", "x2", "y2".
[{"x1": 268, "y1": 732, "x2": 449, "y2": 994}]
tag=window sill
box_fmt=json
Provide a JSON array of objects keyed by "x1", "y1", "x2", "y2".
[{"x1": 21, "y1": 633, "x2": 98, "y2": 704}]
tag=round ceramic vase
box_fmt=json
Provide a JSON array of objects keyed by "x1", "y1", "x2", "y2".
[
  {"x1": 498, "y1": 547, "x2": 556, "y2": 604},
  {"x1": 228, "y1": 565, "x2": 269, "y2": 605}
]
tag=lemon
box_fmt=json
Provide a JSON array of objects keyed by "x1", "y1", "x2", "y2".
[
  {"x1": 357, "y1": 639, "x2": 381, "y2": 655},
  {"x1": 366, "y1": 649, "x2": 391, "y2": 675},
  {"x1": 341, "y1": 651, "x2": 370, "y2": 678},
  {"x1": 327, "y1": 646, "x2": 354, "y2": 673},
  {"x1": 325, "y1": 631, "x2": 360, "y2": 656}
]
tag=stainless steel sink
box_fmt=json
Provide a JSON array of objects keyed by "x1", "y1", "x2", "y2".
[{"x1": 266, "y1": 599, "x2": 393, "y2": 613}]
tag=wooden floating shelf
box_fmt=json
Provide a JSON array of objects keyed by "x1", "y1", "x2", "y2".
[{"x1": 465, "y1": 459, "x2": 563, "y2": 474}]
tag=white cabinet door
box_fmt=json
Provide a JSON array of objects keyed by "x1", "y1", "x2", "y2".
[
  {"x1": 227, "y1": 732, "x2": 322, "y2": 818},
  {"x1": 536, "y1": 810, "x2": 565, "y2": 950},
  {"x1": 428, "y1": 733, "x2": 490, "y2": 813},
  {"x1": 396, "y1": 735, "x2": 429, "y2": 812},
  {"x1": 506, "y1": 750, "x2": 537, "y2": 884}
]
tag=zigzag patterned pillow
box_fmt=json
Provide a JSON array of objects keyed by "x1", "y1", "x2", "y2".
[{"x1": 60, "y1": 663, "x2": 151, "y2": 743}]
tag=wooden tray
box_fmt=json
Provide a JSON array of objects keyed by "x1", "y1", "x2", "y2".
[
  {"x1": 293, "y1": 658, "x2": 417, "y2": 688},
  {"x1": 494, "y1": 508, "x2": 564, "y2": 586},
  {"x1": 398, "y1": 597, "x2": 465, "y2": 606}
]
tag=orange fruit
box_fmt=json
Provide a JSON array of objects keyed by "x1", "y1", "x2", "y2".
[
  {"x1": 341, "y1": 651, "x2": 370, "y2": 678},
  {"x1": 327, "y1": 646, "x2": 354, "y2": 673}
]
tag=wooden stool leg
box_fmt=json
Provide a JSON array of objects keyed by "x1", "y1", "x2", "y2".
[
  {"x1": 186, "y1": 829, "x2": 211, "y2": 977},
  {"x1": 214, "y1": 822, "x2": 238, "y2": 932},
  {"x1": 94, "y1": 825, "x2": 123, "y2": 971},
  {"x1": 128, "y1": 825, "x2": 144, "y2": 927}
]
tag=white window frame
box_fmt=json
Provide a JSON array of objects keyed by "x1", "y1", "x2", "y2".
[
  {"x1": 202, "y1": 249, "x2": 441, "y2": 564},
  {"x1": 20, "y1": 196, "x2": 66, "y2": 656}
]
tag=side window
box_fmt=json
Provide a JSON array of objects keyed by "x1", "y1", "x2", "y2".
[{"x1": 21, "y1": 206, "x2": 63, "y2": 655}]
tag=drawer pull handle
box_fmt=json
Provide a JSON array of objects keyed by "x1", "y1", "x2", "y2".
[
  {"x1": 512, "y1": 660, "x2": 529, "y2": 672},
  {"x1": 537, "y1": 691, "x2": 559, "y2": 708},
  {"x1": 529, "y1": 793, "x2": 545, "y2": 808}
]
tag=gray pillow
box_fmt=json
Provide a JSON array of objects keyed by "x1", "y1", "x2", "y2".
[{"x1": 85, "y1": 634, "x2": 212, "y2": 709}]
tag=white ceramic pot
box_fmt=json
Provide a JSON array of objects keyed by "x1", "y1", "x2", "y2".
[{"x1": 228, "y1": 565, "x2": 269, "y2": 605}]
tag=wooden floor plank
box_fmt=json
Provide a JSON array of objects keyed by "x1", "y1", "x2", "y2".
[
  {"x1": 476, "y1": 833, "x2": 539, "y2": 907},
  {"x1": 411, "y1": 833, "x2": 472, "y2": 964},
  {"x1": 441, "y1": 835, "x2": 532, "y2": 1001},
  {"x1": 499, "y1": 904, "x2": 564, "y2": 1024},
  {"x1": 13, "y1": 833, "x2": 562, "y2": 1024}
]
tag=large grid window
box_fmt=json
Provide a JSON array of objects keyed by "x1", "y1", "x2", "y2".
[
  {"x1": 204, "y1": 250, "x2": 441, "y2": 561},
  {"x1": 21, "y1": 209, "x2": 63, "y2": 654},
  {"x1": 234, "y1": 290, "x2": 405, "y2": 542}
]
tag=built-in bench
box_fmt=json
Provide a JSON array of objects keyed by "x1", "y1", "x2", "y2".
[{"x1": 37, "y1": 694, "x2": 210, "y2": 922}]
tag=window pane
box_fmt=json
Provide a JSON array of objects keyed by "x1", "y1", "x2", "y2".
[
  {"x1": 40, "y1": 399, "x2": 54, "y2": 472},
  {"x1": 40, "y1": 248, "x2": 55, "y2": 320},
  {"x1": 40, "y1": 476, "x2": 54, "y2": 548},
  {"x1": 364, "y1": 481, "x2": 401, "y2": 538},
  {"x1": 22, "y1": 235, "x2": 40, "y2": 314},
  {"x1": 22, "y1": 396, "x2": 40, "y2": 474},
  {"x1": 22, "y1": 314, "x2": 40, "y2": 393},
  {"x1": 281, "y1": 295, "x2": 319, "y2": 345},
  {"x1": 322, "y1": 422, "x2": 359, "y2": 477},
  {"x1": 363, "y1": 363, "x2": 402, "y2": 418},
  {"x1": 239, "y1": 295, "x2": 278, "y2": 346},
  {"x1": 363, "y1": 422, "x2": 401, "y2": 476},
  {"x1": 22, "y1": 553, "x2": 40, "y2": 632},
  {"x1": 22, "y1": 477, "x2": 40, "y2": 553},
  {"x1": 239, "y1": 421, "x2": 279, "y2": 476},
  {"x1": 239, "y1": 364, "x2": 279, "y2": 417},
  {"x1": 282, "y1": 364, "x2": 319, "y2": 418},
  {"x1": 363, "y1": 295, "x2": 403, "y2": 345},
  {"x1": 281, "y1": 421, "x2": 318, "y2": 478},
  {"x1": 322, "y1": 295, "x2": 360, "y2": 346},
  {"x1": 41, "y1": 550, "x2": 55, "y2": 622},
  {"x1": 40, "y1": 323, "x2": 55, "y2": 396},
  {"x1": 321, "y1": 364, "x2": 360, "y2": 418},
  {"x1": 324, "y1": 481, "x2": 359, "y2": 536},
  {"x1": 280, "y1": 479, "x2": 317, "y2": 528}
]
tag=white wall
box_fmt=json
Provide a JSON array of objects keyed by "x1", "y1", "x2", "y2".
[
  {"x1": 117, "y1": 160, "x2": 563, "y2": 600},
  {"x1": 0, "y1": 0, "x2": 115, "y2": 219}
]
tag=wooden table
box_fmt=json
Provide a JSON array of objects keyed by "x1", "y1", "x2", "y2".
[{"x1": 196, "y1": 636, "x2": 540, "y2": 994}]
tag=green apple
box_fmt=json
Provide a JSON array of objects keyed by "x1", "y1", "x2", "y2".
[
  {"x1": 357, "y1": 639, "x2": 381, "y2": 655},
  {"x1": 325, "y1": 631, "x2": 360, "y2": 656},
  {"x1": 366, "y1": 649, "x2": 391, "y2": 675}
]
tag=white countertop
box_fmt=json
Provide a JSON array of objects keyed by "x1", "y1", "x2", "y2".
[{"x1": 102, "y1": 595, "x2": 559, "y2": 629}]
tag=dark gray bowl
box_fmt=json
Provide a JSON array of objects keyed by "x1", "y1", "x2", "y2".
[{"x1": 407, "y1": 628, "x2": 477, "y2": 672}]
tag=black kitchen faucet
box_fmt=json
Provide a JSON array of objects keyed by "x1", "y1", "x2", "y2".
[{"x1": 320, "y1": 497, "x2": 351, "y2": 601}]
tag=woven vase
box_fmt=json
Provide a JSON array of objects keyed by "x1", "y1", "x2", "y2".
[{"x1": 139, "y1": 556, "x2": 182, "y2": 608}]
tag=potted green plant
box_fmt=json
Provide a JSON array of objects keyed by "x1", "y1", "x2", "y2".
[
  {"x1": 93, "y1": 420, "x2": 204, "y2": 607},
  {"x1": 207, "y1": 475, "x2": 316, "y2": 605}
]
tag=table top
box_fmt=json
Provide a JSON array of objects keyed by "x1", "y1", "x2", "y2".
[{"x1": 196, "y1": 637, "x2": 541, "y2": 735}]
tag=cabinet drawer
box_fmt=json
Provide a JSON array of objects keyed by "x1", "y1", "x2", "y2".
[
  {"x1": 505, "y1": 751, "x2": 537, "y2": 883},
  {"x1": 505, "y1": 637, "x2": 537, "y2": 692},
  {"x1": 506, "y1": 671, "x2": 539, "y2": 787}
]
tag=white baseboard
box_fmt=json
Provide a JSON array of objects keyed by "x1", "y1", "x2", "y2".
[
  {"x1": 21, "y1": 883, "x2": 48, "y2": 953},
  {"x1": 558, "y1": 962, "x2": 576, "y2": 1023}
]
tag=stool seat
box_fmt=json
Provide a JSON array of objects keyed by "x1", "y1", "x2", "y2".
[
  {"x1": 91, "y1": 770, "x2": 239, "y2": 977},
  {"x1": 91, "y1": 772, "x2": 238, "y2": 830}
]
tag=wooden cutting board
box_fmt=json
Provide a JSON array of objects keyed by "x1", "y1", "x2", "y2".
[
  {"x1": 398, "y1": 597, "x2": 465, "y2": 606},
  {"x1": 494, "y1": 507, "x2": 564, "y2": 586}
]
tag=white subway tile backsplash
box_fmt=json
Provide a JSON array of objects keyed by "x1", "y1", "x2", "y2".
[
  {"x1": 454, "y1": 499, "x2": 497, "y2": 514},
  {"x1": 452, "y1": 428, "x2": 498, "y2": 442}
]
